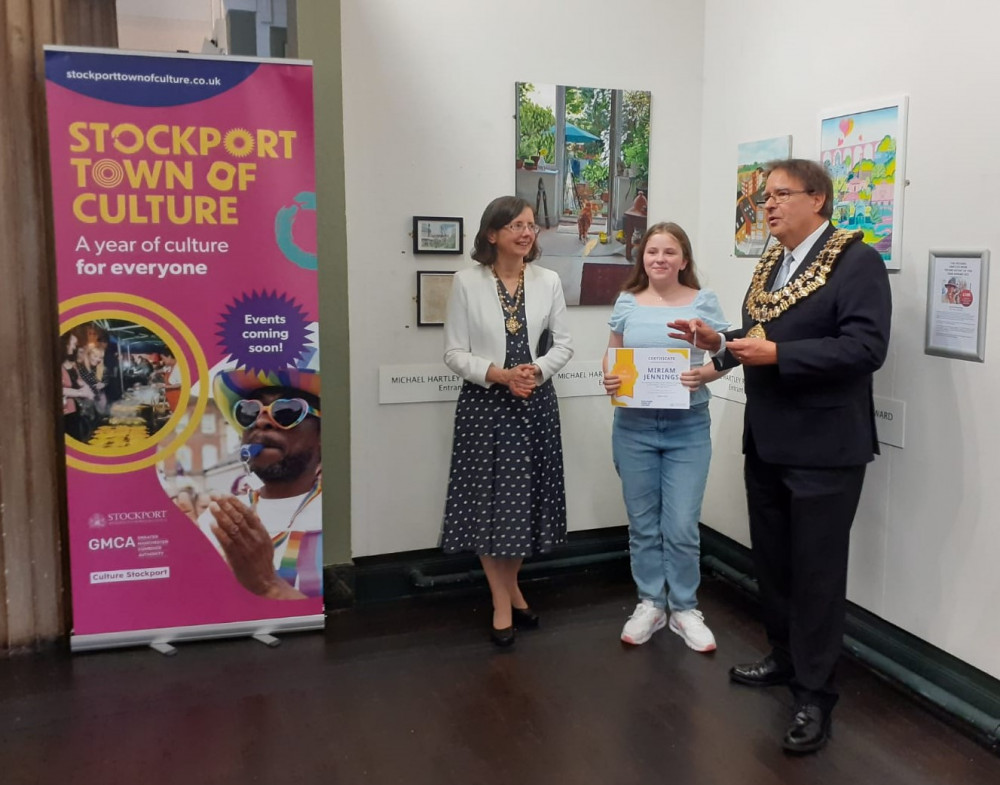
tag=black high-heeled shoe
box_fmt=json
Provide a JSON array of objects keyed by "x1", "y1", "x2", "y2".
[
  {"x1": 512, "y1": 606, "x2": 540, "y2": 629},
  {"x1": 490, "y1": 625, "x2": 515, "y2": 647}
]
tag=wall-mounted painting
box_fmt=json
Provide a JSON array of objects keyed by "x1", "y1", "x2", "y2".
[
  {"x1": 413, "y1": 216, "x2": 463, "y2": 255},
  {"x1": 735, "y1": 136, "x2": 791, "y2": 258},
  {"x1": 416, "y1": 271, "x2": 455, "y2": 326},
  {"x1": 820, "y1": 96, "x2": 908, "y2": 271},
  {"x1": 515, "y1": 82, "x2": 650, "y2": 305}
]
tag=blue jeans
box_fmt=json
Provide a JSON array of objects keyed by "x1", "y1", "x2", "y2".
[{"x1": 612, "y1": 405, "x2": 712, "y2": 611}]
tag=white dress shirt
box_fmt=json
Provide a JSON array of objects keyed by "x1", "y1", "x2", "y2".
[{"x1": 778, "y1": 220, "x2": 831, "y2": 287}]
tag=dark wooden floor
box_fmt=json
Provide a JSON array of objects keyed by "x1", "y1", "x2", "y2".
[{"x1": 1, "y1": 572, "x2": 998, "y2": 785}]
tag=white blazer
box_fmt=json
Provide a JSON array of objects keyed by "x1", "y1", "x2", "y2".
[{"x1": 444, "y1": 263, "x2": 574, "y2": 388}]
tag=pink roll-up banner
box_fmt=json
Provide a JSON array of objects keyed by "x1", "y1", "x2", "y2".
[{"x1": 44, "y1": 47, "x2": 323, "y2": 651}]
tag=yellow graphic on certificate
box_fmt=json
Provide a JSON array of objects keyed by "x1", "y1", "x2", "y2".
[
  {"x1": 608, "y1": 347, "x2": 691, "y2": 409},
  {"x1": 610, "y1": 348, "x2": 639, "y2": 402}
]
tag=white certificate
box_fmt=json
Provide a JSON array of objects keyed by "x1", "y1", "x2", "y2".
[{"x1": 607, "y1": 347, "x2": 690, "y2": 409}]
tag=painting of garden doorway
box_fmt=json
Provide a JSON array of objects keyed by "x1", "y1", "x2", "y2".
[{"x1": 515, "y1": 82, "x2": 650, "y2": 305}]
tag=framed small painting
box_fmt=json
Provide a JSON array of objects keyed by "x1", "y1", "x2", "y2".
[
  {"x1": 416, "y1": 271, "x2": 455, "y2": 326},
  {"x1": 413, "y1": 216, "x2": 463, "y2": 255},
  {"x1": 735, "y1": 135, "x2": 791, "y2": 258}
]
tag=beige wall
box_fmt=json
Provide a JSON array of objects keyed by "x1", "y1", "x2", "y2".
[
  {"x1": 294, "y1": 0, "x2": 352, "y2": 564},
  {"x1": 0, "y1": 0, "x2": 118, "y2": 653}
]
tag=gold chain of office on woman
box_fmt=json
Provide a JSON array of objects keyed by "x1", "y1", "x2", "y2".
[
  {"x1": 744, "y1": 229, "x2": 863, "y2": 339},
  {"x1": 493, "y1": 265, "x2": 526, "y2": 334}
]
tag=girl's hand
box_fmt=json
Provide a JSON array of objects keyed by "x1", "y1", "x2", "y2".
[
  {"x1": 680, "y1": 367, "x2": 705, "y2": 391},
  {"x1": 603, "y1": 374, "x2": 621, "y2": 395}
]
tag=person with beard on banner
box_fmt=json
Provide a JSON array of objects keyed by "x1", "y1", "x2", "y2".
[{"x1": 198, "y1": 360, "x2": 322, "y2": 600}]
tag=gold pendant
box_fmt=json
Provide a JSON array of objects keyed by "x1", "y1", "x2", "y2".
[
  {"x1": 505, "y1": 316, "x2": 522, "y2": 334},
  {"x1": 746, "y1": 323, "x2": 766, "y2": 340}
]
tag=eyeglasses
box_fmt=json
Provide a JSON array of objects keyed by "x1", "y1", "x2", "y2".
[
  {"x1": 233, "y1": 398, "x2": 321, "y2": 430},
  {"x1": 761, "y1": 189, "x2": 810, "y2": 204},
  {"x1": 503, "y1": 222, "x2": 541, "y2": 235}
]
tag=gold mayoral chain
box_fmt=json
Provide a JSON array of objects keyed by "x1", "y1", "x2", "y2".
[
  {"x1": 743, "y1": 229, "x2": 862, "y2": 339},
  {"x1": 494, "y1": 265, "x2": 526, "y2": 334}
]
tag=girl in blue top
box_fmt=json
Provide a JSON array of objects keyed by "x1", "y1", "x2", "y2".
[{"x1": 602, "y1": 222, "x2": 730, "y2": 651}]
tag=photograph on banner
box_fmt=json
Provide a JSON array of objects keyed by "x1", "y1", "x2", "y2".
[
  {"x1": 60, "y1": 319, "x2": 185, "y2": 448},
  {"x1": 45, "y1": 47, "x2": 322, "y2": 647},
  {"x1": 156, "y1": 335, "x2": 323, "y2": 601}
]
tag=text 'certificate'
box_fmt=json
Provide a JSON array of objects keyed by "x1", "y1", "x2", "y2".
[{"x1": 608, "y1": 347, "x2": 690, "y2": 409}]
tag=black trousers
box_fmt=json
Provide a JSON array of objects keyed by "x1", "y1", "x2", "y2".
[{"x1": 744, "y1": 441, "x2": 867, "y2": 712}]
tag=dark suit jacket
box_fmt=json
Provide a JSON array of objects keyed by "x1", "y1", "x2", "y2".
[{"x1": 717, "y1": 224, "x2": 892, "y2": 467}]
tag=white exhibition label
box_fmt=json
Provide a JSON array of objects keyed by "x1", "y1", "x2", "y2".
[
  {"x1": 378, "y1": 361, "x2": 606, "y2": 404},
  {"x1": 379, "y1": 365, "x2": 464, "y2": 404},
  {"x1": 707, "y1": 365, "x2": 746, "y2": 405},
  {"x1": 708, "y1": 370, "x2": 904, "y2": 449},
  {"x1": 873, "y1": 395, "x2": 905, "y2": 449}
]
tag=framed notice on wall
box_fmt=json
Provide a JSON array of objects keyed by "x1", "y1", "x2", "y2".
[
  {"x1": 416, "y1": 271, "x2": 455, "y2": 326},
  {"x1": 925, "y1": 249, "x2": 989, "y2": 362}
]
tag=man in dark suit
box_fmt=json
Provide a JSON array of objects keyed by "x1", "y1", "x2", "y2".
[{"x1": 669, "y1": 158, "x2": 891, "y2": 754}]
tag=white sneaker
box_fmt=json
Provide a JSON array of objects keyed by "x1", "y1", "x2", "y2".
[
  {"x1": 620, "y1": 600, "x2": 667, "y2": 645},
  {"x1": 669, "y1": 609, "x2": 717, "y2": 653}
]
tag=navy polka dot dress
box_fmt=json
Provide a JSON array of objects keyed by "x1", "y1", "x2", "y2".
[{"x1": 441, "y1": 280, "x2": 567, "y2": 558}]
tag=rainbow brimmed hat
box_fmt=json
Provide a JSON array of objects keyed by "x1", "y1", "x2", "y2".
[{"x1": 213, "y1": 352, "x2": 320, "y2": 432}]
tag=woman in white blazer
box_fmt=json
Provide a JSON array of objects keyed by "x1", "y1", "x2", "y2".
[{"x1": 442, "y1": 196, "x2": 573, "y2": 647}]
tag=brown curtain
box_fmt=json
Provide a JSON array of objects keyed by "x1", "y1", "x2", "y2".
[{"x1": 0, "y1": 0, "x2": 117, "y2": 654}]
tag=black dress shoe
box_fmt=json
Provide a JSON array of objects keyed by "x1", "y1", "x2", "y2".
[
  {"x1": 511, "y1": 606, "x2": 540, "y2": 629},
  {"x1": 729, "y1": 654, "x2": 793, "y2": 687},
  {"x1": 490, "y1": 625, "x2": 515, "y2": 647},
  {"x1": 782, "y1": 704, "x2": 831, "y2": 754}
]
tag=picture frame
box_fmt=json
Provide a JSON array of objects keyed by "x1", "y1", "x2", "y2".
[
  {"x1": 416, "y1": 271, "x2": 455, "y2": 326},
  {"x1": 515, "y1": 81, "x2": 652, "y2": 305},
  {"x1": 925, "y1": 250, "x2": 989, "y2": 362},
  {"x1": 412, "y1": 216, "x2": 463, "y2": 255},
  {"x1": 735, "y1": 135, "x2": 792, "y2": 258},
  {"x1": 819, "y1": 95, "x2": 908, "y2": 271}
]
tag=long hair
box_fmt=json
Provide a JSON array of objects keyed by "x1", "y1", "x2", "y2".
[
  {"x1": 470, "y1": 195, "x2": 540, "y2": 265},
  {"x1": 621, "y1": 222, "x2": 701, "y2": 293},
  {"x1": 60, "y1": 330, "x2": 78, "y2": 359}
]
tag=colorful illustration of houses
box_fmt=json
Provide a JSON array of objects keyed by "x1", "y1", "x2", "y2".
[
  {"x1": 735, "y1": 166, "x2": 766, "y2": 254},
  {"x1": 821, "y1": 133, "x2": 897, "y2": 260}
]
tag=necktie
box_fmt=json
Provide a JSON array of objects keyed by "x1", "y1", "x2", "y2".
[{"x1": 772, "y1": 253, "x2": 794, "y2": 291}]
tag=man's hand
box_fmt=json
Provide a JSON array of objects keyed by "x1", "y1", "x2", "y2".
[
  {"x1": 727, "y1": 337, "x2": 778, "y2": 366},
  {"x1": 208, "y1": 494, "x2": 306, "y2": 600},
  {"x1": 667, "y1": 318, "x2": 722, "y2": 353}
]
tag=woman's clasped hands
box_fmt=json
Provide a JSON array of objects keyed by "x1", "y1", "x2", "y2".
[{"x1": 504, "y1": 363, "x2": 538, "y2": 398}]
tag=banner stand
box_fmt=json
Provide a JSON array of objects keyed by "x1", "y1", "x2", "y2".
[
  {"x1": 45, "y1": 47, "x2": 325, "y2": 653},
  {"x1": 70, "y1": 615, "x2": 325, "y2": 654}
]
